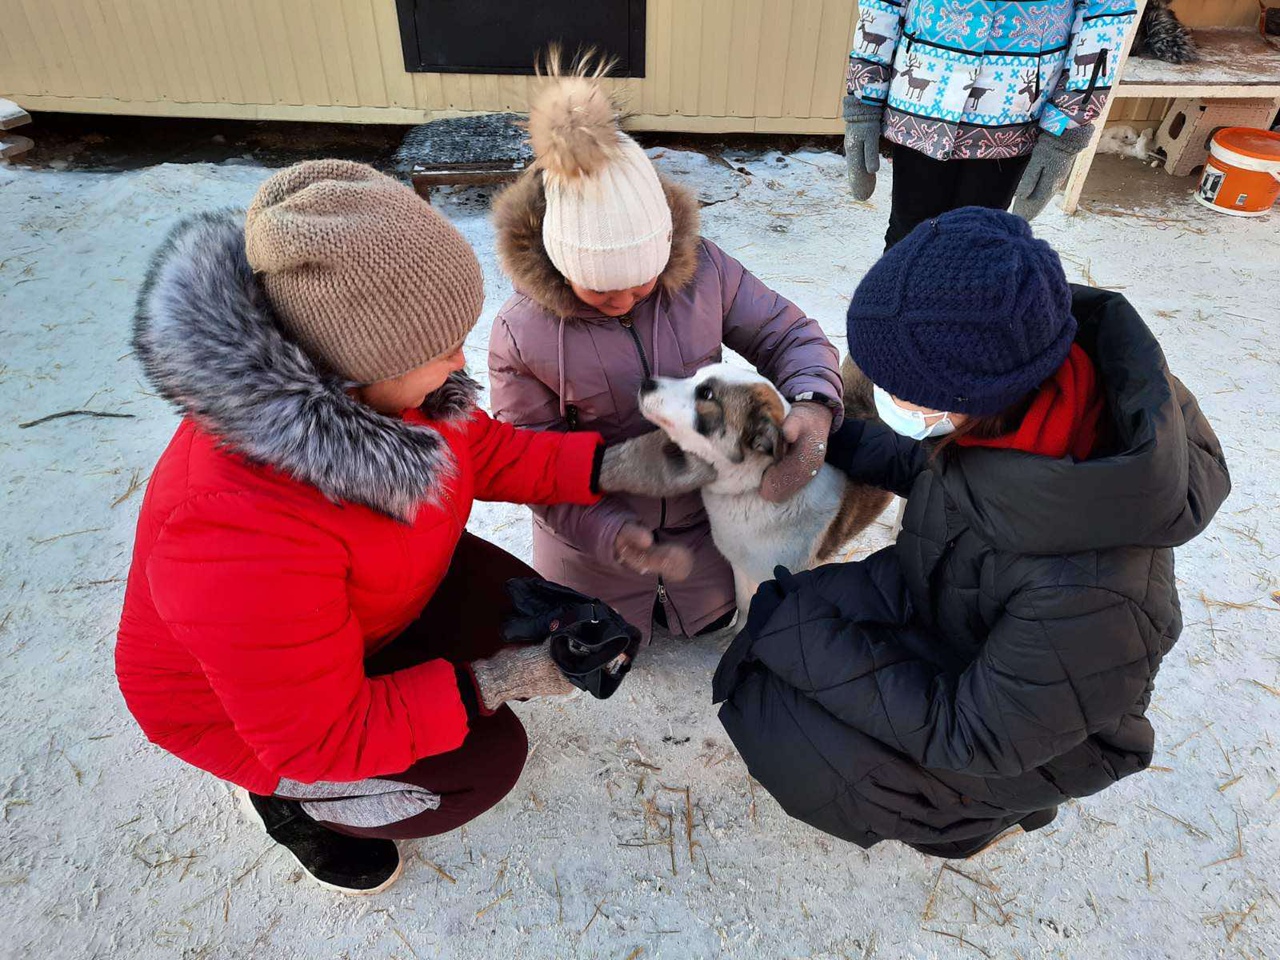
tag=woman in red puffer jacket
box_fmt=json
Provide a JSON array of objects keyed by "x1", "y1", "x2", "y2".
[{"x1": 115, "y1": 161, "x2": 687, "y2": 895}]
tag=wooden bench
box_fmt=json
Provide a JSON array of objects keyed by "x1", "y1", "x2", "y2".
[{"x1": 393, "y1": 113, "x2": 532, "y2": 200}]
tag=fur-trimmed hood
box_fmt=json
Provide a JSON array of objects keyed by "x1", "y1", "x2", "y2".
[
  {"x1": 133, "y1": 211, "x2": 478, "y2": 519},
  {"x1": 492, "y1": 170, "x2": 701, "y2": 319}
]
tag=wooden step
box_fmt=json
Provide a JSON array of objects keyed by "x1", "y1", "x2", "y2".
[
  {"x1": 1, "y1": 135, "x2": 34, "y2": 160},
  {"x1": 0, "y1": 98, "x2": 31, "y2": 131}
]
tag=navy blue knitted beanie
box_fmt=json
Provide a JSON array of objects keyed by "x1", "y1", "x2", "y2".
[{"x1": 846, "y1": 207, "x2": 1075, "y2": 416}]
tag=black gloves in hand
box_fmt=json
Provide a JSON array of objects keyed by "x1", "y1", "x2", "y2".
[{"x1": 503, "y1": 578, "x2": 642, "y2": 700}]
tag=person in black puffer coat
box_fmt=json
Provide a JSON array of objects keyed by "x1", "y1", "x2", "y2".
[{"x1": 713, "y1": 208, "x2": 1230, "y2": 859}]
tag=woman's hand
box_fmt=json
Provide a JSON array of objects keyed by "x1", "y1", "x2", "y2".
[
  {"x1": 613, "y1": 522, "x2": 695, "y2": 580},
  {"x1": 471, "y1": 644, "x2": 576, "y2": 711},
  {"x1": 760, "y1": 401, "x2": 834, "y2": 502}
]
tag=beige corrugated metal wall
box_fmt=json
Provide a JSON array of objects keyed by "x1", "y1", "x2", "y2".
[
  {"x1": 0, "y1": 0, "x2": 857, "y2": 133},
  {"x1": 2, "y1": 1, "x2": 1261, "y2": 133}
]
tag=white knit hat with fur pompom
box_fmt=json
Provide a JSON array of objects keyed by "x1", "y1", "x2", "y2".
[{"x1": 530, "y1": 52, "x2": 673, "y2": 292}]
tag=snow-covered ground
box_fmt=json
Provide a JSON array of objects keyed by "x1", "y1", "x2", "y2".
[{"x1": 2, "y1": 145, "x2": 1277, "y2": 960}]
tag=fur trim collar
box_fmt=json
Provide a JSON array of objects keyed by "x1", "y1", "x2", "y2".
[
  {"x1": 492, "y1": 171, "x2": 701, "y2": 318},
  {"x1": 134, "y1": 211, "x2": 478, "y2": 520}
]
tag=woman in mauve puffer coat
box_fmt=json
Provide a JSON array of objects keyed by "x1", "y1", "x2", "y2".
[
  {"x1": 489, "y1": 60, "x2": 843, "y2": 642},
  {"x1": 714, "y1": 209, "x2": 1230, "y2": 858}
]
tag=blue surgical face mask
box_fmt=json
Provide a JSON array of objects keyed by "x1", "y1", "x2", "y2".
[{"x1": 873, "y1": 385, "x2": 956, "y2": 440}]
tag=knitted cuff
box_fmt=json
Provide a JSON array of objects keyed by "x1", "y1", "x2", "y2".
[
  {"x1": 1052, "y1": 124, "x2": 1096, "y2": 155},
  {"x1": 843, "y1": 95, "x2": 883, "y2": 124},
  {"x1": 588, "y1": 442, "x2": 606, "y2": 495},
  {"x1": 455, "y1": 663, "x2": 495, "y2": 718}
]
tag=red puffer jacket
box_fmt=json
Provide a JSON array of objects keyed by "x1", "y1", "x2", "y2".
[{"x1": 115, "y1": 213, "x2": 601, "y2": 795}]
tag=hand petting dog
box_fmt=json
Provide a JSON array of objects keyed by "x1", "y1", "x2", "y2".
[
  {"x1": 760, "y1": 401, "x2": 833, "y2": 503},
  {"x1": 597, "y1": 430, "x2": 717, "y2": 498}
]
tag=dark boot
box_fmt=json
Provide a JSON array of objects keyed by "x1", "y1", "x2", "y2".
[
  {"x1": 239, "y1": 789, "x2": 402, "y2": 894},
  {"x1": 1019, "y1": 806, "x2": 1059, "y2": 833}
]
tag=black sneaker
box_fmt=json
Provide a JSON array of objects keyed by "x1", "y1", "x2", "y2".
[{"x1": 237, "y1": 788, "x2": 403, "y2": 894}]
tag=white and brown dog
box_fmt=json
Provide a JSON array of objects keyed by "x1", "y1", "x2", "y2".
[{"x1": 635, "y1": 363, "x2": 892, "y2": 617}]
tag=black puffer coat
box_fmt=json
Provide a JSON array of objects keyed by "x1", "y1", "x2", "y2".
[{"x1": 713, "y1": 288, "x2": 1230, "y2": 851}]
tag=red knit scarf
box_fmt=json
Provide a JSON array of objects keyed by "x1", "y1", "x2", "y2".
[{"x1": 956, "y1": 345, "x2": 1106, "y2": 460}]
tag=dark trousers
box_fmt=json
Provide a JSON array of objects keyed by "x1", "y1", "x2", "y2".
[
  {"x1": 885, "y1": 143, "x2": 1032, "y2": 250},
  {"x1": 322, "y1": 534, "x2": 534, "y2": 840}
]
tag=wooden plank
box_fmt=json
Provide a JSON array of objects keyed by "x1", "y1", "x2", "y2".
[
  {"x1": 1, "y1": 135, "x2": 34, "y2": 160},
  {"x1": 1121, "y1": 28, "x2": 1280, "y2": 90},
  {"x1": 1120, "y1": 82, "x2": 1280, "y2": 96},
  {"x1": 1062, "y1": 0, "x2": 1150, "y2": 214},
  {"x1": 410, "y1": 168, "x2": 523, "y2": 197},
  {"x1": 1174, "y1": 0, "x2": 1259, "y2": 29},
  {"x1": 1062, "y1": 95, "x2": 1119, "y2": 214},
  {"x1": 0, "y1": 99, "x2": 31, "y2": 131}
]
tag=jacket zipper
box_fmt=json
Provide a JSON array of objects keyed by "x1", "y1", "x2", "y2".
[
  {"x1": 619, "y1": 315, "x2": 651, "y2": 379},
  {"x1": 620, "y1": 314, "x2": 683, "y2": 632}
]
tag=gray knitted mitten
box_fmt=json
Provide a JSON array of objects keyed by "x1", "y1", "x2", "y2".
[
  {"x1": 598, "y1": 431, "x2": 715, "y2": 498},
  {"x1": 1012, "y1": 125, "x2": 1095, "y2": 220},
  {"x1": 471, "y1": 644, "x2": 575, "y2": 711},
  {"x1": 843, "y1": 95, "x2": 883, "y2": 201}
]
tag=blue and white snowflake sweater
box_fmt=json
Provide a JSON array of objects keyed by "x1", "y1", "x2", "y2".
[{"x1": 847, "y1": 0, "x2": 1137, "y2": 160}]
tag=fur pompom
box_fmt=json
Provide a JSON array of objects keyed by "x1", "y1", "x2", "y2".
[
  {"x1": 1133, "y1": 0, "x2": 1199, "y2": 64},
  {"x1": 527, "y1": 47, "x2": 625, "y2": 181}
]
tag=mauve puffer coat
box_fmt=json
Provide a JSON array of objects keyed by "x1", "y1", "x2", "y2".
[{"x1": 488, "y1": 174, "x2": 843, "y2": 640}]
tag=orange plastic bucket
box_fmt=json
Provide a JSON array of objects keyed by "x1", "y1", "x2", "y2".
[{"x1": 1195, "y1": 126, "x2": 1280, "y2": 217}]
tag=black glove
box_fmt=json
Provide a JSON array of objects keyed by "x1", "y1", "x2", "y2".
[{"x1": 502, "y1": 578, "x2": 642, "y2": 700}]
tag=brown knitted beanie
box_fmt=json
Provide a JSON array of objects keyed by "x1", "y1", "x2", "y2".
[{"x1": 244, "y1": 159, "x2": 484, "y2": 384}]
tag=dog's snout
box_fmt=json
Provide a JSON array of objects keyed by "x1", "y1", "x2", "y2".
[{"x1": 639, "y1": 378, "x2": 658, "y2": 395}]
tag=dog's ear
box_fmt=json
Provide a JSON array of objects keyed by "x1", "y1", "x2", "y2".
[
  {"x1": 748, "y1": 415, "x2": 783, "y2": 462},
  {"x1": 745, "y1": 384, "x2": 786, "y2": 463}
]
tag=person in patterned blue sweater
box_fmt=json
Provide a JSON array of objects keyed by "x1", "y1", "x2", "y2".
[{"x1": 844, "y1": 0, "x2": 1137, "y2": 246}]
